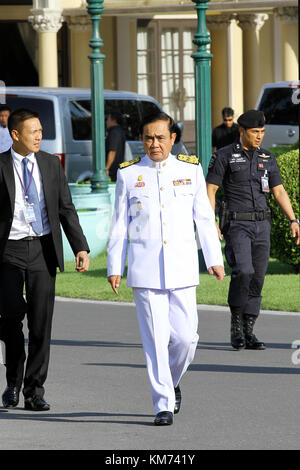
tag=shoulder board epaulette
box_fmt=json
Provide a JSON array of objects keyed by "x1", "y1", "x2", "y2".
[
  {"x1": 177, "y1": 154, "x2": 199, "y2": 165},
  {"x1": 119, "y1": 157, "x2": 141, "y2": 169}
]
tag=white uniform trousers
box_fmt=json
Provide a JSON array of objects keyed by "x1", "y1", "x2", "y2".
[{"x1": 133, "y1": 286, "x2": 199, "y2": 414}]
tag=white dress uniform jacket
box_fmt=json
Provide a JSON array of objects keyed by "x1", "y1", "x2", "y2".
[{"x1": 107, "y1": 153, "x2": 223, "y2": 289}]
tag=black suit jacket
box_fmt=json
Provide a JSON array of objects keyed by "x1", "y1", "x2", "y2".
[{"x1": 0, "y1": 149, "x2": 89, "y2": 272}]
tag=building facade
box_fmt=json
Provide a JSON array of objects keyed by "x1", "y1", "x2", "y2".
[{"x1": 0, "y1": 0, "x2": 298, "y2": 148}]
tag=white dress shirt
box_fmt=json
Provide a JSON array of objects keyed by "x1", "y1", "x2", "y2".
[
  {"x1": 0, "y1": 126, "x2": 12, "y2": 153},
  {"x1": 9, "y1": 149, "x2": 51, "y2": 240},
  {"x1": 107, "y1": 153, "x2": 223, "y2": 289}
]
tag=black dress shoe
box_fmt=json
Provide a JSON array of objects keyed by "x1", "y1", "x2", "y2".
[
  {"x1": 154, "y1": 411, "x2": 173, "y2": 426},
  {"x1": 2, "y1": 386, "x2": 20, "y2": 408},
  {"x1": 174, "y1": 385, "x2": 182, "y2": 414},
  {"x1": 24, "y1": 396, "x2": 50, "y2": 411}
]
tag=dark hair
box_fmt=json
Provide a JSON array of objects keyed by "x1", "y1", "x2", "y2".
[
  {"x1": 8, "y1": 108, "x2": 39, "y2": 135},
  {"x1": 222, "y1": 107, "x2": 234, "y2": 118},
  {"x1": 0, "y1": 105, "x2": 11, "y2": 113},
  {"x1": 107, "y1": 111, "x2": 123, "y2": 126},
  {"x1": 139, "y1": 111, "x2": 177, "y2": 136}
]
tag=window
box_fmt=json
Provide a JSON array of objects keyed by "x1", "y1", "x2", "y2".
[
  {"x1": 137, "y1": 25, "x2": 156, "y2": 98},
  {"x1": 6, "y1": 96, "x2": 55, "y2": 139},
  {"x1": 140, "y1": 100, "x2": 161, "y2": 119},
  {"x1": 105, "y1": 99, "x2": 141, "y2": 140},
  {"x1": 69, "y1": 100, "x2": 92, "y2": 141},
  {"x1": 258, "y1": 88, "x2": 299, "y2": 126},
  {"x1": 69, "y1": 99, "x2": 159, "y2": 141},
  {"x1": 161, "y1": 28, "x2": 180, "y2": 121},
  {"x1": 137, "y1": 19, "x2": 197, "y2": 145}
]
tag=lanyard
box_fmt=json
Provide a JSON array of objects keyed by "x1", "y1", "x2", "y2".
[{"x1": 13, "y1": 159, "x2": 35, "y2": 201}]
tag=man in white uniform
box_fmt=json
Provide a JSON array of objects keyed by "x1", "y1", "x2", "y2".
[{"x1": 107, "y1": 112, "x2": 224, "y2": 426}]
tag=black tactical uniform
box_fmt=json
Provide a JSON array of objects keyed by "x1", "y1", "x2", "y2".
[{"x1": 206, "y1": 114, "x2": 282, "y2": 350}]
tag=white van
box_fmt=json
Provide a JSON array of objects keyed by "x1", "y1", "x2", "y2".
[
  {"x1": 4, "y1": 87, "x2": 188, "y2": 182},
  {"x1": 255, "y1": 81, "x2": 299, "y2": 148}
]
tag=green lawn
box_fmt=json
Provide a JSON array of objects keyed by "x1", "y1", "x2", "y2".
[{"x1": 56, "y1": 249, "x2": 300, "y2": 312}]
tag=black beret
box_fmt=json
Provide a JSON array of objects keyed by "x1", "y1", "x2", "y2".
[{"x1": 237, "y1": 109, "x2": 265, "y2": 128}]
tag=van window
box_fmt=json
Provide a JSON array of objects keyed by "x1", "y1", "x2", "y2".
[
  {"x1": 140, "y1": 100, "x2": 161, "y2": 119},
  {"x1": 69, "y1": 98, "x2": 160, "y2": 141},
  {"x1": 5, "y1": 96, "x2": 56, "y2": 139},
  {"x1": 257, "y1": 88, "x2": 299, "y2": 126},
  {"x1": 69, "y1": 100, "x2": 92, "y2": 140},
  {"x1": 105, "y1": 99, "x2": 141, "y2": 140}
]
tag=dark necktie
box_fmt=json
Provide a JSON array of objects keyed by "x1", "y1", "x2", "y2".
[{"x1": 22, "y1": 157, "x2": 43, "y2": 235}]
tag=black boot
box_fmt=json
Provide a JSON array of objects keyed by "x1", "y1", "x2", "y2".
[
  {"x1": 243, "y1": 314, "x2": 266, "y2": 350},
  {"x1": 230, "y1": 309, "x2": 246, "y2": 350}
]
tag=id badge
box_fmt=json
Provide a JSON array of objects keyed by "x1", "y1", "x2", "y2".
[
  {"x1": 261, "y1": 175, "x2": 270, "y2": 193},
  {"x1": 24, "y1": 203, "x2": 36, "y2": 223}
]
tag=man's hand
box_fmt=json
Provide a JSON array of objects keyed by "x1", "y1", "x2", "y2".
[
  {"x1": 108, "y1": 275, "x2": 122, "y2": 295},
  {"x1": 290, "y1": 222, "x2": 300, "y2": 245},
  {"x1": 75, "y1": 251, "x2": 90, "y2": 272},
  {"x1": 208, "y1": 265, "x2": 225, "y2": 282}
]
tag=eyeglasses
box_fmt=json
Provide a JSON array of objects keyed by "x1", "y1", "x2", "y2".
[{"x1": 223, "y1": 118, "x2": 233, "y2": 122}]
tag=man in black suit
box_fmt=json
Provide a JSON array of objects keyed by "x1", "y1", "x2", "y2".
[
  {"x1": 212, "y1": 107, "x2": 239, "y2": 152},
  {"x1": 0, "y1": 108, "x2": 90, "y2": 411}
]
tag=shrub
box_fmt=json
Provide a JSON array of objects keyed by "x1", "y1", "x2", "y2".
[
  {"x1": 267, "y1": 148, "x2": 300, "y2": 273},
  {"x1": 268, "y1": 141, "x2": 299, "y2": 158}
]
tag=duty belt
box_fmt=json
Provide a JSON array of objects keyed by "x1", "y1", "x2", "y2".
[{"x1": 229, "y1": 210, "x2": 271, "y2": 222}]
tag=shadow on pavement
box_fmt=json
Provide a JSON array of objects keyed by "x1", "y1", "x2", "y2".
[
  {"x1": 198, "y1": 341, "x2": 294, "y2": 351},
  {"x1": 0, "y1": 410, "x2": 154, "y2": 425},
  {"x1": 83, "y1": 362, "x2": 146, "y2": 368},
  {"x1": 50, "y1": 339, "x2": 143, "y2": 348},
  {"x1": 189, "y1": 363, "x2": 300, "y2": 375}
]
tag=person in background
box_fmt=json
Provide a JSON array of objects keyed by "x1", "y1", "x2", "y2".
[
  {"x1": 105, "y1": 111, "x2": 126, "y2": 182},
  {"x1": 212, "y1": 107, "x2": 239, "y2": 152},
  {"x1": 0, "y1": 105, "x2": 12, "y2": 153}
]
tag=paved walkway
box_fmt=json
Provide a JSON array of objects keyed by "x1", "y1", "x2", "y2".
[{"x1": 0, "y1": 298, "x2": 299, "y2": 451}]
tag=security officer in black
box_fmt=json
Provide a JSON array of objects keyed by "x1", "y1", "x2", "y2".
[{"x1": 206, "y1": 110, "x2": 300, "y2": 350}]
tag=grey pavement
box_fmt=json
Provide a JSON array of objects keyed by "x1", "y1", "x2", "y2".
[{"x1": 0, "y1": 297, "x2": 299, "y2": 451}]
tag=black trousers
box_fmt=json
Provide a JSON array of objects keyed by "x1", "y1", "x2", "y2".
[
  {"x1": 0, "y1": 235, "x2": 57, "y2": 398},
  {"x1": 224, "y1": 220, "x2": 271, "y2": 317}
]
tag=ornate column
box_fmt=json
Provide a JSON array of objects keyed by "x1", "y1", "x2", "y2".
[
  {"x1": 192, "y1": 0, "x2": 212, "y2": 272},
  {"x1": 29, "y1": 2, "x2": 63, "y2": 87},
  {"x1": 207, "y1": 14, "x2": 233, "y2": 128},
  {"x1": 66, "y1": 15, "x2": 91, "y2": 88},
  {"x1": 86, "y1": 0, "x2": 108, "y2": 193},
  {"x1": 275, "y1": 7, "x2": 298, "y2": 81},
  {"x1": 237, "y1": 13, "x2": 268, "y2": 110},
  {"x1": 191, "y1": 0, "x2": 212, "y2": 177}
]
